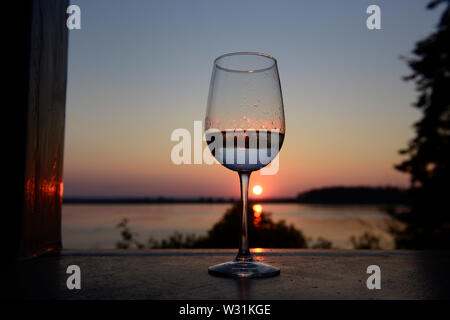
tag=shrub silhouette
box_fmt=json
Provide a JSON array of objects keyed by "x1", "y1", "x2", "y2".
[
  {"x1": 115, "y1": 218, "x2": 145, "y2": 249},
  {"x1": 310, "y1": 237, "x2": 333, "y2": 249},
  {"x1": 350, "y1": 232, "x2": 381, "y2": 250}
]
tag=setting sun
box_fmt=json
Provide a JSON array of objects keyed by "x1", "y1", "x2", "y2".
[{"x1": 252, "y1": 185, "x2": 263, "y2": 195}]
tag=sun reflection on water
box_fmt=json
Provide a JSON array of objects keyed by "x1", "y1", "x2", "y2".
[{"x1": 252, "y1": 204, "x2": 263, "y2": 226}]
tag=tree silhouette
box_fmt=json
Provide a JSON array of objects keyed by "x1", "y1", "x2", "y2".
[{"x1": 393, "y1": 0, "x2": 450, "y2": 249}]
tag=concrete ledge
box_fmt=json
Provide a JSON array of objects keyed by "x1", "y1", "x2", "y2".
[{"x1": 4, "y1": 250, "x2": 450, "y2": 299}]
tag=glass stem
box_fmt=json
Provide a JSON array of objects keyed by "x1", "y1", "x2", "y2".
[{"x1": 235, "y1": 172, "x2": 253, "y2": 262}]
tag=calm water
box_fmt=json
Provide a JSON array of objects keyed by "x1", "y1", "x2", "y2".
[{"x1": 62, "y1": 203, "x2": 397, "y2": 249}]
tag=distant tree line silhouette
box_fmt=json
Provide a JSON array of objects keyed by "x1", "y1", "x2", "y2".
[
  {"x1": 65, "y1": 186, "x2": 408, "y2": 205},
  {"x1": 296, "y1": 186, "x2": 409, "y2": 205}
]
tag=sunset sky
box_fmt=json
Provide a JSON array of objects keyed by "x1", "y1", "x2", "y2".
[{"x1": 64, "y1": 0, "x2": 444, "y2": 198}]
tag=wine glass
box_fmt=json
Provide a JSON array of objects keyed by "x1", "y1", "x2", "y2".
[{"x1": 205, "y1": 52, "x2": 285, "y2": 278}]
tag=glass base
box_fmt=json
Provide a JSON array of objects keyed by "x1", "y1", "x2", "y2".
[{"x1": 208, "y1": 261, "x2": 280, "y2": 278}]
